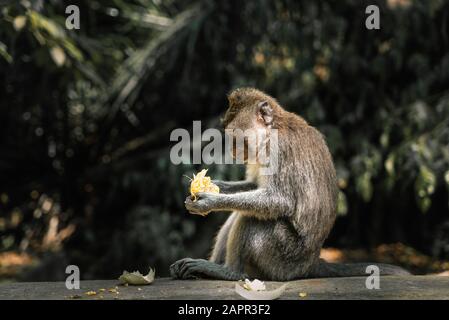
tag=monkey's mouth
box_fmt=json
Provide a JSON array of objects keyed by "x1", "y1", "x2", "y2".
[{"x1": 231, "y1": 137, "x2": 271, "y2": 165}]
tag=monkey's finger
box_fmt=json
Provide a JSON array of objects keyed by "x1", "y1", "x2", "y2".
[
  {"x1": 178, "y1": 263, "x2": 200, "y2": 279},
  {"x1": 185, "y1": 203, "x2": 207, "y2": 215},
  {"x1": 169, "y1": 265, "x2": 179, "y2": 279},
  {"x1": 170, "y1": 258, "x2": 193, "y2": 278},
  {"x1": 189, "y1": 210, "x2": 209, "y2": 217},
  {"x1": 185, "y1": 198, "x2": 209, "y2": 213},
  {"x1": 181, "y1": 260, "x2": 218, "y2": 279},
  {"x1": 195, "y1": 192, "x2": 212, "y2": 199},
  {"x1": 180, "y1": 273, "x2": 198, "y2": 280},
  {"x1": 178, "y1": 258, "x2": 198, "y2": 275},
  {"x1": 185, "y1": 198, "x2": 199, "y2": 210},
  {"x1": 178, "y1": 259, "x2": 205, "y2": 278},
  {"x1": 177, "y1": 259, "x2": 196, "y2": 278},
  {"x1": 175, "y1": 258, "x2": 194, "y2": 269},
  {"x1": 184, "y1": 197, "x2": 196, "y2": 209},
  {"x1": 180, "y1": 263, "x2": 201, "y2": 279},
  {"x1": 169, "y1": 262, "x2": 181, "y2": 278},
  {"x1": 185, "y1": 202, "x2": 198, "y2": 211}
]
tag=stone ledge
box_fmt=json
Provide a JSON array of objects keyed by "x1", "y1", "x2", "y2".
[{"x1": 0, "y1": 276, "x2": 448, "y2": 300}]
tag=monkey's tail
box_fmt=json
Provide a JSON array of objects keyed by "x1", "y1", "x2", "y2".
[{"x1": 308, "y1": 259, "x2": 411, "y2": 278}]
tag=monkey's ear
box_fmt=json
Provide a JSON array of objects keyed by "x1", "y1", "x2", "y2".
[{"x1": 257, "y1": 101, "x2": 273, "y2": 126}]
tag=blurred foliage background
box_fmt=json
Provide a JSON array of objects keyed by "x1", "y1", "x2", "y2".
[{"x1": 1, "y1": 0, "x2": 449, "y2": 281}]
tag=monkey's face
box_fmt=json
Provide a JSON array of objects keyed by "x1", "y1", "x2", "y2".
[{"x1": 223, "y1": 100, "x2": 273, "y2": 164}]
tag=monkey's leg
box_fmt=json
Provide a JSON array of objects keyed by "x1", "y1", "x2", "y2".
[
  {"x1": 171, "y1": 214, "x2": 247, "y2": 280},
  {"x1": 209, "y1": 212, "x2": 237, "y2": 264},
  {"x1": 170, "y1": 258, "x2": 247, "y2": 280},
  {"x1": 212, "y1": 180, "x2": 257, "y2": 194}
]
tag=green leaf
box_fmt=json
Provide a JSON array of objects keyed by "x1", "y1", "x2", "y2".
[
  {"x1": 337, "y1": 190, "x2": 348, "y2": 216},
  {"x1": 50, "y1": 46, "x2": 66, "y2": 67},
  {"x1": 0, "y1": 41, "x2": 12, "y2": 63},
  {"x1": 415, "y1": 165, "x2": 436, "y2": 213},
  {"x1": 28, "y1": 10, "x2": 65, "y2": 40},
  {"x1": 356, "y1": 172, "x2": 373, "y2": 202},
  {"x1": 61, "y1": 39, "x2": 84, "y2": 62},
  {"x1": 384, "y1": 153, "x2": 395, "y2": 176}
]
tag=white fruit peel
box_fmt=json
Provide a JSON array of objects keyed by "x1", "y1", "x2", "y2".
[
  {"x1": 118, "y1": 268, "x2": 155, "y2": 285},
  {"x1": 235, "y1": 281, "x2": 287, "y2": 300},
  {"x1": 243, "y1": 279, "x2": 266, "y2": 291}
]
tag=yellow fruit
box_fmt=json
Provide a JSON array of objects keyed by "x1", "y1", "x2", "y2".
[{"x1": 189, "y1": 169, "x2": 219, "y2": 201}]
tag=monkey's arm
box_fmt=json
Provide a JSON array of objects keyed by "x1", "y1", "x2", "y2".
[
  {"x1": 185, "y1": 189, "x2": 289, "y2": 219},
  {"x1": 212, "y1": 180, "x2": 257, "y2": 194}
]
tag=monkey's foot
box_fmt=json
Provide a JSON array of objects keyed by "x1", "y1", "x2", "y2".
[{"x1": 170, "y1": 258, "x2": 245, "y2": 281}]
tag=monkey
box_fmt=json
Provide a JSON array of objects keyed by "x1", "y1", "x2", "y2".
[{"x1": 170, "y1": 87, "x2": 410, "y2": 281}]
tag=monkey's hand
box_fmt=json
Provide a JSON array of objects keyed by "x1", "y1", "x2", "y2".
[{"x1": 185, "y1": 192, "x2": 220, "y2": 216}]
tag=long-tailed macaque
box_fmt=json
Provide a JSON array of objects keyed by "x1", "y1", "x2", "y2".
[{"x1": 170, "y1": 88, "x2": 409, "y2": 280}]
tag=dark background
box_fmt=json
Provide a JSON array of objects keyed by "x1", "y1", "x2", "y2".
[{"x1": 0, "y1": 0, "x2": 449, "y2": 282}]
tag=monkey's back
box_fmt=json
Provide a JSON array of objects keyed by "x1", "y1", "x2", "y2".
[
  {"x1": 221, "y1": 113, "x2": 338, "y2": 280},
  {"x1": 275, "y1": 112, "x2": 338, "y2": 238}
]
